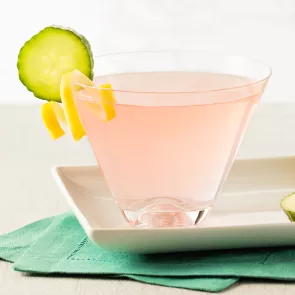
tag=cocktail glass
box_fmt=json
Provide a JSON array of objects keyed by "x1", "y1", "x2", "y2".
[{"x1": 73, "y1": 51, "x2": 271, "y2": 228}]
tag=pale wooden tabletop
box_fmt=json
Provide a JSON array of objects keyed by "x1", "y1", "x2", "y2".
[{"x1": 1, "y1": 104, "x2": 295, "y2": 295}]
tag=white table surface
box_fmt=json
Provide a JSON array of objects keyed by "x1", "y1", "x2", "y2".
[{"x1": 1, "y1": 104, "x2": 295, "y2": 294}]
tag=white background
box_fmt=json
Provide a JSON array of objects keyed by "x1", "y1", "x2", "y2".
[{"x1": 1, "y1": 0, "x2": 295, "y2": 104}]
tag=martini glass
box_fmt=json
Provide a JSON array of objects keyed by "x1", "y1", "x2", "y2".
[{"x1": 74, "y1": 51, "x2": 271, "y2": 228}]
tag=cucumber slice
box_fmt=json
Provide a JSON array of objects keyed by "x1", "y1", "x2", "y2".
[
  {"x1": 280, "y1": 192, "x2": 295, "y2": 221},
  {"x1": 17, "y1": 26, "x2": 94, "y2": 102}
]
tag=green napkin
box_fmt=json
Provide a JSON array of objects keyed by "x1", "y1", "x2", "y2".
[
  {"x1": 1, "y1": 212, "x2": 295, "y2": 293},
  {"x1": 0, "y1": 213, "x2": 236, "y2": 292}
]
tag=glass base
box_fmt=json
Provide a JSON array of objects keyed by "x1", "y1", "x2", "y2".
[{"x1": 121, "y1": 197, "x2": 212, "y2": 228}]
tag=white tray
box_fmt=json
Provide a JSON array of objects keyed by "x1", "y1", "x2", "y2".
[{"x1": 53, "y1": 156, "x2": 295, "y2": 253}]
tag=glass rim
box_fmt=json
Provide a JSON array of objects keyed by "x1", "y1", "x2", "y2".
[{"x1": 82, "y1": 50, "x2": 272, "y2": 94}]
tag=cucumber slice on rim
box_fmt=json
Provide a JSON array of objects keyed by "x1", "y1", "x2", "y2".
[
  {"x1": 17, "y1": 26, "x2": 94, "y2": 102},
  {"x1": 280, "y1": 192, "x2": 295, "y2": 221}
]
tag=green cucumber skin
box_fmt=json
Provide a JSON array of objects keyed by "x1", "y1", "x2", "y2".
[
  {"x1": 17, "y1": 25, "x2": 94, "y2": 102},
  {"x1": 282, "y1": 209, "x2": 295, "y2": 222},
  {"x1": 280, "y1": 192, "x2": 295, "y2": 222},
  {"x1": 51, "y1": 25, "x2": 94, "y2": 80}
]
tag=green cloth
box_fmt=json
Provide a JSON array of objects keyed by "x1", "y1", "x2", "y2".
[{"x1": 0, "y1": 213, "x2": 295, "y2": 293}]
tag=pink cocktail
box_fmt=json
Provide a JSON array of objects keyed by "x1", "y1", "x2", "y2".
[{"x1": 74, "y1": 51, "x2": 271, "y2": 228}]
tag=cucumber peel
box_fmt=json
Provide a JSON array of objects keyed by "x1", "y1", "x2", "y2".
[
  {"x1": 280, "y1": 192, "x2": 295, "y2": 222},
  {"x1": 17, "y1": 26, "x2": 94, "y2": 102}
]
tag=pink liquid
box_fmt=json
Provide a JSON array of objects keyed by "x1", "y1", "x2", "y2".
[{"x1": 75, "y1": 72, "x2": 262, "y2": 227}]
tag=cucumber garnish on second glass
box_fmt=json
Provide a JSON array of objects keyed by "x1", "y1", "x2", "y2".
[{"x1": 281, "y1": 192, "x2": 295, "y2": 222}]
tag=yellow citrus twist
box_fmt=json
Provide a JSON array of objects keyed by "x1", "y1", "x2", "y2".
[{"x1": 41, "y1": 70, "x2": 116, "y2": 141}]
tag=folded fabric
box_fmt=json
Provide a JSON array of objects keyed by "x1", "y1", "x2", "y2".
[
  {"x1": 0, "y1": 212, "x2": 236, "y2": 292},
  {"x1": 1, "y1": 212, "x2": 295, "y2": 292}
]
